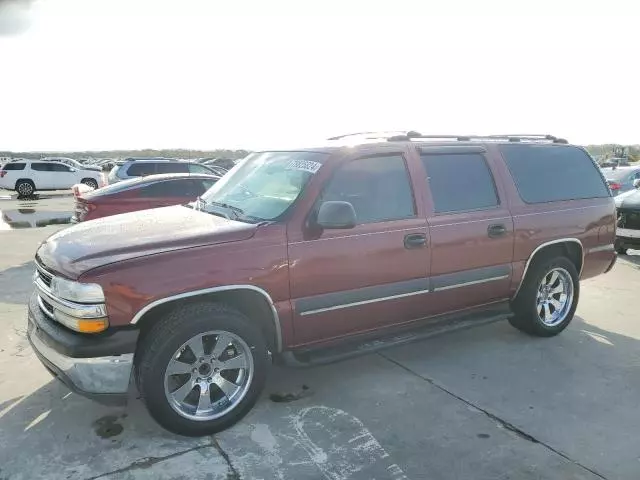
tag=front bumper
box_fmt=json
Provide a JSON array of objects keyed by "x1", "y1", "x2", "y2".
[
  {"x1": 27, "y1": 293, "x2": 137, "y2": 405},
  {"x1": 616, "y1": 228, "x2": 640, "y2": 250}
]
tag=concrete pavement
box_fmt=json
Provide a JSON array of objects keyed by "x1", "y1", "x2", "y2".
[{"x1": 1, "y1": 199, "x2": 639, "y2": 479}]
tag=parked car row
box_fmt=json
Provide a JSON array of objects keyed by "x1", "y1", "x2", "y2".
[
  {"x1": 26, "y1": 133, "x2": 619, "y2": 436},
  {"x1": 0, "y1": 159, "x2": 104, "y2": 196},
  {"x1": 73, "y1": 173, "x2": 219, "y2": 222},
  {"x1": 0, "y1": 157, "x2": 234, "y2": 197}
]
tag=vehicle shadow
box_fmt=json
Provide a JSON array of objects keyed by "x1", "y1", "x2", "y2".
[
  {"x1": 0, "y1": 261, "x2": 35, "y2": 305},
  {"x1": 1, "y1": 317, "x2": 639, "y2": 479}
]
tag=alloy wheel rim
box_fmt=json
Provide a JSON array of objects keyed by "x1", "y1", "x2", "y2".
[
  {"x1": 18, "y1": 183, "x2": 32, "y2": 195},
  {"x1": 536, "y1": 267, "x2": 573, "y2": 327},
  {"x1": 164, "y1": 330, "x2": 254, "y2": 421}
]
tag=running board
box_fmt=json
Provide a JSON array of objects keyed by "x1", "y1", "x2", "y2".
[{"x1": 279, "y1": 302, "x2": 511, "y2": 368}]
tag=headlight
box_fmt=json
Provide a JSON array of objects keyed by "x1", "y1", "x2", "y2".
[{"x1": 50, "y1": 276, "x2": 105, "y2": 303}]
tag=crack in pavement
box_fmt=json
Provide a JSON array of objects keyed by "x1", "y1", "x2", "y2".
[
  {"x1": 85, "y1": 439, "x2": 216, "y2": 480},
  {"x1": 378, "y1": 352, "x2": 609, "y2": 480},
  {"x1": 212, "y1": 437, "x2": 241, "y2": 479}
]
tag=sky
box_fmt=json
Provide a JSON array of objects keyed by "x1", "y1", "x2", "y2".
[{"x1": 0, "y1": 0, "x2": 639, "y2": 151}]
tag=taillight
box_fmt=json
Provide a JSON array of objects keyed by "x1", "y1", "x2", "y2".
[
  {"x1": 609, "y1": 182, "x2": 621, "y2": 190},
  {"x1": 0, "y1": 171, "x2": 6, "y2": 178}
]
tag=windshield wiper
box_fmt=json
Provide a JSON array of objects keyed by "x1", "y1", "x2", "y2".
[{"x1": 204, "y1": 200, "x2": 245, "y2": 220}]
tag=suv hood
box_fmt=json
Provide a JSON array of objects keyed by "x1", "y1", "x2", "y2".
[
  {"x1": 37, "y1": 205, "x2": 257, "y2": 278},
  {"x1": 615, "y1": 189, "x2": 640, "y2": 210}
]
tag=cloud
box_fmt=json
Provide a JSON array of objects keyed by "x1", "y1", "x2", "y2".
[{"x1": 0, "y1": 0, "x2": 34, "y2": 36}]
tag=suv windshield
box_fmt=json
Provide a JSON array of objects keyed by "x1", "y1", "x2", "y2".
[{"x1": 200, "y1": 151, "x2": 327, "y2": 222}]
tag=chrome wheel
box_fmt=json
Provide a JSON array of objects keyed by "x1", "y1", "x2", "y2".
[
  {"x1": 17, "y1": 182, "x2": 34, "y2": 196},
  {"x1": 82, "y1": 179, "x2": 98, "y2": 189},
  {"x1": 536, "y1": 267, "x2": 573, "y2": 327},
  {"x1": 164, "y1": 330, "x2": 254, "y2": 421}
]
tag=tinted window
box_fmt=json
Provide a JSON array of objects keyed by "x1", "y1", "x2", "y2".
[
  {"x1": 321, "y1": 155, "x2": 415, "y2": 224},
  {"x1": 139, "y1": 179, "x2": 205, "y2": 198},
  {"x1": 2, "y1": 163, "x2": 26, "y2": 171},
  {"x1": 30, "y1": 163, "x2": 51, "y2": 171},
  {"x1": 188, "y1": 164, "x2": 213, "y2": 174},
  {"x1": 156, "y1": 162, "x2": 189, "y2": 174},
  {"x1": 501, "y1": 145, "x2": 610, "y2": 203},
  {"x1": 422, "y1": 153, "x2": 498, "y2": 213},
  {"x1": 49, "y1": 163, "x2": 73, "y2": 172},
  {"x1": 126, "y1": 163, "x2": 157, "y2": 176}
]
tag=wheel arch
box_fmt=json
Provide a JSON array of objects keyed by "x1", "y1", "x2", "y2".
[
  {"x1": 132, "y1": 285, "x2": 283, "y2": 353},
  {"x1": 513, "y1": 238, "x2": 584, "y2": 299},
  {"x1": 15, "y1": 178, "x2": 35, "y2": 189}
]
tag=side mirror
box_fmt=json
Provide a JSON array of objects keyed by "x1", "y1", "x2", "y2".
[
  {"x1": 69, "y1": 168, "x2": 77, "y2": 172},
  {"x1": 316, "y1": 201, "x2": 357, "y2": 229},
  {"x1": 634, "y1": 178, "x2": 640, "y2": 189}
]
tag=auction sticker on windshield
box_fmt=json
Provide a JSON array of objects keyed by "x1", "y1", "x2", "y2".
[{"x1": 286, "y1": 159, "x2": 322, "y2": 174}]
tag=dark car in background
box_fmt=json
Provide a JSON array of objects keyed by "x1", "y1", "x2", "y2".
[
  {"x1": 107, "y1": 158, "x2": 217, "y2": 184},
  {"x1": 601, "y1": 166, "x2": 640, "y2": 196},
  {"x1": 73, "y1": 173, "x2": 218, "y2": 222},
  {"x1": 614, "y1": 178, "x2": 640, "y2": 254}
]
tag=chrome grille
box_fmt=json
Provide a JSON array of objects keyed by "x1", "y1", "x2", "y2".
[
  {"x1": 35, "y1": 260, "x2": 53, "y2": 288},
  {"x1": 618, "y1": 210, "x2": 640, "y2": 230}
]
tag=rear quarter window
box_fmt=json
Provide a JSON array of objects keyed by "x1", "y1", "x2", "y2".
[
  {"x1": 126, "y1": 163, "x2": 157, "y2": 176},
  {"x1": 2, "y1": 163, "x2": 26, "y2": 171},
  {"x1": 500, "y1": 144, "x2": 610, "y2": 203}
]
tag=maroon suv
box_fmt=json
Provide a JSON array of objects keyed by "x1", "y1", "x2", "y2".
[{"x1": 27, "y1": 133, "x2": 617, "y2": 436}]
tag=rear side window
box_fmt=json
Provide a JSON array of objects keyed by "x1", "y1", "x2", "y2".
[
  {"x1": 421, "y1": 153, "x2": 499, "y2": 213},
  {"x1": 156, "y1": 162, "x2": 189, "y2": 174},
  {"x1": 126, "y1": 163, "x2": 157, "y2": 176},
  {"x1": 500, "y1": 145, "x2": 610, "y2": 203},
  {"x1": 49, "y1": 163, "x2": 73, "y2": 172},
  {"x1": 320, "y1": 155, "x2": 416, "y2": 224},
  {"x1": 31, "y1": 163, "x2": 52, "y2": 171},
  {"x1": 188, "y1": 164, "x2": 213, "y2": 174},
  {"x1": 2, "y1": 163, "x2": 26, "y2": 171}
]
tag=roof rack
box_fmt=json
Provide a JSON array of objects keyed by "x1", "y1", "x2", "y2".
[
  {"x1": 385, "y1": 132, "x2": 568, "y2": 144},
  {"x1": 327, "y1": 131, "x2": 568, "y2": 144},
  {"x1": 327, "y1": 131, "x2": 409, "y2": 141}
]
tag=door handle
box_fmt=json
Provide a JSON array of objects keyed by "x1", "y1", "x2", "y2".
[
  {"x1": 404, "y1": 233, "x2": 427, "y2": 249},
  {"x1": 487, "y1": 224, "x2": 507, "y2": 238}
]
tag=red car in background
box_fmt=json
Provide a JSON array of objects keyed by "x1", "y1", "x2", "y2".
[{"x1": 73, "y1": 173, "x2": 219, "y2": 222}]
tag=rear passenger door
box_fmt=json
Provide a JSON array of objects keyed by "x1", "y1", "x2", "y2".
[{"x1": 419, "y1": 146, "x2": 514, "y2": 314}]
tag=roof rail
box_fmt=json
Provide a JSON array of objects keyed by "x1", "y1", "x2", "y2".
[
  {"x1": 385, "y1": 132, "x2": 569, "y2": 144},
  {"x1": 327, "y1": 131, "x2": 410, "y2": 141}
]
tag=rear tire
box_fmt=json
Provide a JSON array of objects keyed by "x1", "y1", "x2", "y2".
[
  {"x1": 15, "y1": 180, "x2": 35, "y2": 197},
  {"x1": 615, "y1": 242, "x2": 628, "y2": 255},
  {"x1": 81, "y1": 178, "x2": 99, "y2": 189},
  {"x1": 509, "y1": 256, "x2": 579, "y2": 337},
  {"x1": 135, "y1": 302, "x2": 269, "y2": 436}
]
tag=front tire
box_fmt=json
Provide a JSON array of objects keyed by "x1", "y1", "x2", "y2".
[
  {"x1": 509, "y1": 256, "x2": 579, "y2": 337},
  {"x1": 135, "y1": 302, "x2": 269, "y2": 436}
]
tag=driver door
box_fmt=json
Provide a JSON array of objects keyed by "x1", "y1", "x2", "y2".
[{"x1": 287, "y1": 153, "x2": 431, "y2": 346}]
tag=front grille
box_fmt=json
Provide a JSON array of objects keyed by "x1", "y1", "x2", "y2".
[
  {"x1": 618, "y1": 209, "x2": 640, "y2": 230},
  {"x1": 35, "y1": 259, "x2": 54, "y2": 288},
  {"x1": 40, "y1": 297, "x2": 54, "y2": 315}
]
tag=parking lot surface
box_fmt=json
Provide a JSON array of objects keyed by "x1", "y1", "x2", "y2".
[{"x1": 1, "y1": 194, "x2": 639, "y2": 480}]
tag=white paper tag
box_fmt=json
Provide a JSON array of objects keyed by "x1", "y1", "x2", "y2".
[{"x1": 286, "y1": 159, "x2": 322, "y2": 174}]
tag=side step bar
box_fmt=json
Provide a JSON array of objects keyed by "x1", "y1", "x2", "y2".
[{"x1": 279, "y1": 302, "x2": 511, "y2": 368}]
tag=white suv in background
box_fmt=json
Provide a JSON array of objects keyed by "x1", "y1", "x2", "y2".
[{"x1": 0, "y1": 160, "x2": 104, "y2": 196}]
